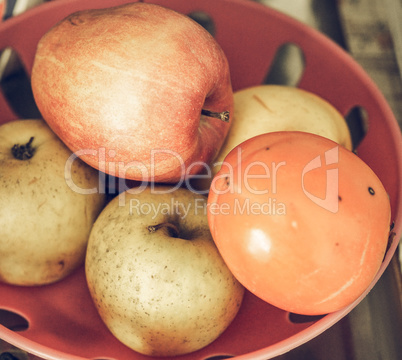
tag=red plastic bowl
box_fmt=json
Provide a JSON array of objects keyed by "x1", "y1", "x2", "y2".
[{"x1": 0, "y1": 0, "x2": 401, "y2": 359}]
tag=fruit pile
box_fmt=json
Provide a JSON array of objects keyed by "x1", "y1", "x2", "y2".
[{"x1": 0, "y1": 2, "x2": 392, "y2": 357}]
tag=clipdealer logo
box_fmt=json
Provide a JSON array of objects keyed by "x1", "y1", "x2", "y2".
[
  {"x1": 63, "y1": 145, "x2": 340, "y2": 215},
  {"x1": 302, "y1": 146, "x2": 339, "y2": 213},
  {"x1": 209, "y1": 145, "x2": 340, "y2": 214}
]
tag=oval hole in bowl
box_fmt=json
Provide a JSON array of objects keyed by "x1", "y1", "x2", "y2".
[
  {"x1": 0, "y1": 309, "x2": 29, "y2": 332},
  {"x1": 0, "y1": 47, "x2": 40, "y2": 119},
  {"x1": 264, "y1": 43, "x2": 305, "y2": 87},
  {"x1": 187, "y1": 11, "x2": 216, "y2": 37},
  {"x1": 344, "y1": 106, "x2": 369, "y2": 150},
  {"x1": 0, "y1": 350, "x2": 29, "y2": 360},
  {"x1": 204, "y1": 355, "x2": 234, "y2": 360},
  {"x1": 288, "y1": 312, "x2": 327, "y2": 324}
]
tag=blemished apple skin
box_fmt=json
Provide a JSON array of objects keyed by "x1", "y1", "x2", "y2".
[
  {"x1": 31, "y1": 2, "x2": 233, "y2": 183},
  {"x1": 0, "y1": 119, "x2": 106, "y2": 286},
  {"x1": 85, "y1": 186, "x2": 245, "y2": 357}
]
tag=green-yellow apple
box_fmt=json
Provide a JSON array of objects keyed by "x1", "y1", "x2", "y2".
[
  {"x1": 0, "y1": 119, "x2": 105, "y2": 286},
  {"x1": 85, "y1": 186, "x2": 244, "y2": 357},
  {"x1": 190, "y1": 84, "x2": 353, "y2": 192},
  {"x1": 31, "y1": 2, "x2": 233, "y2": 183}
]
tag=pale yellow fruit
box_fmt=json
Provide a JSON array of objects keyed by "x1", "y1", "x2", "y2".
[
  {"x1": 190, "y1": 84, "x2": 352, "y2": 192},
  {"x1": 85, "y1": 186, "x2": 244, "y2": 357},
  {"x1": 0, "y1": 119, "x2": 105, "y2": 286},
  {"x1": 225, "y1": 85, "x2": 352, "y2": 155}
]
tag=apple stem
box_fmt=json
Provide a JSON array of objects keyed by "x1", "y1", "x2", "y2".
[
  {"x1": 11, "y1": 137, "x2": 36, "y2": 160},
  {"x1": 148, "y1": 222, "x2": 180, "y2": 238},
  {"x1": 201, "y1": 109, "x2": 230, "y2": 123}
]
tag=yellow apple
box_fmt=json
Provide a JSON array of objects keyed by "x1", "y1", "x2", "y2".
[
  {"x1": 85, "y1": 185, "x2": 244, "y2": 357},
  {"x1": 190, "y1": 84, "x2": 352, "y2": 192},
  {"x1": 0, "y1": 119, "x2": 105, "y2": 286}
]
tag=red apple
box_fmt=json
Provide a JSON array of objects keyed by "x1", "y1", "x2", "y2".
[{"x1": 31, "y1": 2, "x2": 233, "y2": 183}]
